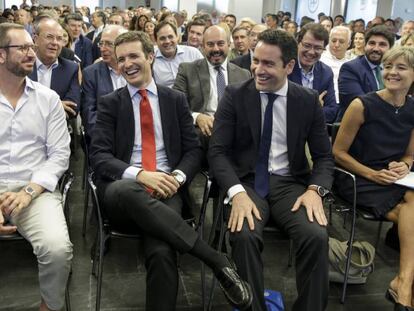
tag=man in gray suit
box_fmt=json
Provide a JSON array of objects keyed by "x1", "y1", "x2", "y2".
[{"x1": 173, "y1": 25, "x2": 251, "y2": 151}]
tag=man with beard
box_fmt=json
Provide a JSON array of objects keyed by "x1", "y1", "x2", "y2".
[
  {"x1": 0, "y1": 23, "x2": 72, "y2": 311},
  {"x1": 81, "y1": 25, "x2": 127, "y2": 145},
  {"x1": 173, "y1": 25, "x2": 250, "y2": 152},
  {"x1": 29, "y1": 17, "x2": 80, "y2": 119},
  {"x1": 338, "y1": 25, "x2": 394, "y2": 120}
]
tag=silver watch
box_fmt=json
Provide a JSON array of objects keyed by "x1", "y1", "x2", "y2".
[
  {"x1": 172, "y1": 172, "x2": 185, "y2": 185},
  {"x1": 24, "y1": 186, "x2": 37, "y2": 199}
]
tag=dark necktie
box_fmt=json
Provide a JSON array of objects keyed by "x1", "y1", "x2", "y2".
[
  {"x1": 374, "y1": 66, "x2": 384, "y2": 90},
  {"x1": 215, "y1": 65, "x2": 226, "y2": 101},
  {"x1": 138, "y1": 89, "x2": 156, "y2": 172},
  {"x1": 254, "y1": 93, "x2": 278, "y2": 198}
]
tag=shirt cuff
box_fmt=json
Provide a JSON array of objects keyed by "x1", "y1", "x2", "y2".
[
  {"x1": 31, "y1": 171, "x2": 59, "y2": 192},
  {"x1": 172, "y1": 169, "x2": 187, "y2": 184},
  {"x1": 122, "y1": 166, "x2": 142, "y2": 180},
  {"x1": 192, "y1": 112, "x2": 200, "y2": 125},
  {"x1": 224, "y1": 184, "x2": 246, "y2": 204}
]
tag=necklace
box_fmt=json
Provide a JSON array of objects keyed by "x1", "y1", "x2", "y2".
[{"x1": 393, "y1": 103, "x2": 404, "y2": 114}]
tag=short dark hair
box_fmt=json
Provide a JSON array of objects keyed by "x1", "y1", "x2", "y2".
[
  {"x1": 154, "y1": 21, "x2": 177, "y2": 40},
  {"x1": 297, "y1": 22, "x2": 329, "y2": 47},
  {"x1": 224, "y1": 14, "x2": 236, "y2": 22},
  {"x1": 365, "y1": 25, "x2": 395, "y2": 47},
  {"x1": 266, "y1": 13, "x2": 279, "y2": 24},
  {"x1": 257, "y1": 29, "x2": 298, "y2": 66},
  {"x1": 64, "y1": 13, "x2": 83, "y2": 24},
  {"x1": 93, "y1": 11, "x2": 107, "y2": 24},
  {"x1": 186, "y1": 18, "x2": 207, "y2": 33},
  {"x1": 354, "y1": 18, "x2": 365, "y2": 25},
  {"x1": 114, "y1": 31, "x2": 154, "y2": 58}
]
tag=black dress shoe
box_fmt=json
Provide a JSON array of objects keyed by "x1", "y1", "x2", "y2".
[
  {"x1": 214, "y1": 257, "x2": 253, "y2": 311},
  {"x1": 394, "y1": 303, "x2": 414, "y2": 311}
]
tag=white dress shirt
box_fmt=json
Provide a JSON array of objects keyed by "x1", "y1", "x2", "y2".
[
  {"x1": 0, "y1": 78, "x2": 70, "y2": 192},
  {"x1": 227, "y1": 79, "x2": 290, "y2": 201},
  {"x1": 35, "y1": 58, "x2": 59, "y2": 89},
  {"x1": 108, "y1": 66, "x2": 127, "y2": 90}
]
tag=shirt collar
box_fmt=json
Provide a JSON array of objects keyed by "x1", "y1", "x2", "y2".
[
  {"x1": 207, "y1": 58, "x2": 228, "y2": 71},
  {"x1": 298, "y1": 59, "x2": 315, "y2": 74},
  {"x1": 364, "y1": 55, "x2": 382, "y2": 70},
  {"x1": 127, "y1": 78, "x2": 158, "y2": 98},
  {"x1": 259, "y1": 78, "x2": 288, "y2": 97},
  {"x1": 36, "y1": 57, "x2": 59, "y2": 70}
]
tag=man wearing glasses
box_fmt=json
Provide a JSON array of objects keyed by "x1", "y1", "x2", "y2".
[
  {"x1": 29, "y1": 17, "x2": 80, "y2": 119},
  {"x1": 0, "y1": 23, "x2": 72, "y2": 311},
  {"x1": 288, "y1": 23, "x2": 338, "y2": 123},
  {"x1": 81, "y1": 25, "x2": 127, "y2": 146}
]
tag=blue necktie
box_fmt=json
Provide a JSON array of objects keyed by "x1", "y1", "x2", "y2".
[
  {"x1": 254, "y1": 93, "x2": 278, "y2": 198},
  {"x1": 215, "y1": 65, "x2": 226, "y2": 101}
]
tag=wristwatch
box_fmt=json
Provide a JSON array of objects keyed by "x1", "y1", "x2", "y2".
[
  {"x1": 307, "y1": 185, "x2": 329, "y2": 197},
  {"x1": 172, "y1": 171, "x2": 185, "y2": 186},
  {"x1": 23, "y1": 185, "x2": 37, "y2": 199}
]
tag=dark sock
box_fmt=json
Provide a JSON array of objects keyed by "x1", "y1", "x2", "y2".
[{"x1": 188, "y1": 237, "x2": 228, "y2": 271}]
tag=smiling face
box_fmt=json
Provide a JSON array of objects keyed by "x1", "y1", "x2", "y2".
[
  {"x1": 298, "y1": 31, "x2": 325, "y2": 71},
  {"x1": 251, "y1": 41, "x2": 294, "y2": 92},
  {"x1": 34, "y1": 20, "x2": 64, "y2": 66},
  {"x1": 365, "y1": 34, "x2": 390, "y2": 65},
  {"x1": 353, "y1": 32, "x2": 365, "y2": 49},
  {"x1": 116, "y1": 40, "x2": 153, "y2": 88},
  {"x1": 188, "y1": 25, "x2": 204, "y2": 48},
  {"x1": 383, "y1": 55, "x2": 414, "y2": 93},
  {"x1": 203, "y1": 26, "x2": 229, "y2": 66},
  {"x1": 156, "y1": 24, "x2": 178, "y2": 59}
]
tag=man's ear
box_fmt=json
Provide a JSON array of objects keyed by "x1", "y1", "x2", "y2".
[
  {"x1": 0, "y1": 49, "x2": 6, "y2": 64},
  {"x1": 285, "y1": 58, "x2": 295, "y2": 75},
  {"x1": 147, "y1": 52, "x2": 154, "y2": 64}
]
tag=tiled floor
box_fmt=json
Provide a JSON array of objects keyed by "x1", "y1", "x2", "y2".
[{"x1": 0, "y1": 148, "x2": 399, "y2": 311}]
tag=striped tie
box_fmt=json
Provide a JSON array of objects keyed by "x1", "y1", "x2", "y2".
[{"x1": 215, "y1": 65, "x2": 226, "y2": 101}]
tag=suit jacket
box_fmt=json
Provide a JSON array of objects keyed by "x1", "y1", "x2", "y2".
[
  {"x1": 29, "y1": 57, "x2": 80, "y2": 114},
  {"x1": 230, "y1": 52, "x2": 251, "y2": 72},
  {"x1": 75, "y1": 34, "x2": 93, "y2": 69},
  {"x1": 173, "y1": 58, "x2": 251, "y2": 113},
  {"x1": 208, "y1": 78, "x2": 334, "y2": 194},
  {"x1": 59, "y1": 47, "x2": 76, "y2": 62},
  {"x1": 90, "y1": 84, "x2": 203, "y2": 198},
  {"x1": 81, "y1": 61, "x2": 114, "y2": 139},
  {"x1": 289, "y1": 60, "x2": 338, "y2": 123},
  {"x1": 338, "y1": 55, "x2": 378, "y2": 120}
]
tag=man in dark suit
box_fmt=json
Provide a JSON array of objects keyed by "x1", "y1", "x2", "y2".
[
  {"x1": 209, "y1": 29, "x2": 334, "y2": 311},
  {"x1": 65, "y1": 13, "x2": 93, "y2": 69},
  {"x1": 86, "y1": 11, "x2": 106, "y2": 62},
  {"x1": 288, "y1": 23, "x2": 337, "y2": 123},
  {"x1": 173, "y1": 25, "x2": 251, "y2": 151},
  {"x1": 90, "y1": 31, "x2": 252, "y2": 311},
  {"x1": 337, "y1": 25, "x2": 394, "y2": 120},
  {"x1": 81, "y1": 25, "x2": 127, "y2": 144},
  {"x1": 30, "y1": 18, "x2": 80, "y2": 118},
  {"x1": 231, "y1": 24, "x2": 267, "y2": 72}
]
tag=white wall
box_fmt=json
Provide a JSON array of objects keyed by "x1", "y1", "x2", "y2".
[
  {"x1": 179, "y1": 0, "x2": 197, "y2": 19},
  {"x1": 228, "y1": 0, "x2": 264, "y2": 24},
  {"x1": 391, "y1": 0, "x2": 413, "y2": 21}
]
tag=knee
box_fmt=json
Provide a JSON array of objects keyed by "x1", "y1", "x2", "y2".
[
  {"x1": 229, "y1": 225, "x2": 262, "y2": 251},
  {"x1": 35, "y1": 234, "x2": 73, "y2": 266},
  {"x1": 297, "y1": 225, "x2": 328, "y2": 252},
  {"x1": 145, "y1": 245, "x2": 177, "y2": 270}
]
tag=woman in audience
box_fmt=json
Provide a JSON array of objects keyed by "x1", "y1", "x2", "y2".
[
  {"x1": 136, "y1": 14, "x2": 149, "y2": 31},
  {"x1": 401, "y1": 33, "x2": 414, "y2": 47},
  {"x1": 286, "y1": 21, "x2": 298, "y2": 37},
  {"x1": 144, "y1": 20, "x2": 157, "y2": 45},
  {"x1": 320, "y1": 15, "x2": 333, "y2": 33},
  {"x1": 333, "y1": 46, "x2": 414, "y2": 310},
  {"x1": 60, "y1": 22, "x2": 73, "y2": 48},
  {"x1": 346, "y1": 31, "x2": 365, "y2": 59}
]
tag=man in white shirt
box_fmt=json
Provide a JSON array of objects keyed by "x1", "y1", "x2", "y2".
[
  {"x1": 0, "y1": 23, "x2": 72, "y2": 311},
  {"x1": 152, "y1": 21, "x2": 203, "y2": 88},
  {"x1": 320, "y1": 25, "x2": 352, "y2": 103}
]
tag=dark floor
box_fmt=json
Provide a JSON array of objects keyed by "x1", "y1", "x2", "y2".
[{"x1": 0, "y1": 146, "x2": 399, "y2": 311}]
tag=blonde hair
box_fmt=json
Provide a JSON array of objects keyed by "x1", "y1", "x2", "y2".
[
  {"x1": 401, "y1": 33, "x2": 414, "y2": 47},
  {"x1": 382, "y1": 45, "x2": 414, "y2": 68}
]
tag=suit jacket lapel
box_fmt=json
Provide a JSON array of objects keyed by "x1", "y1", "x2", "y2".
[
  {"x1": 101, "y1": 63, "x2": 114, "y2": 92},
  {"x1": 197, "y1": 60, "x2": 210, "y2": 109},
  {"x1": 227, "y1": 63, "x2": 238, "y2": 84},
  {"x1": 361, "y1": 57, "x2": 377, "y2": 90},
  {"x1": 158, "y1": 86, "x2": 173, "y2": 159},
  {"x1": 50, "y1": 62, "x2": 63, "y2": 91},
  {"x1": 286, "y1": 81, "x2": 301, "y2": 164},
  {"x1": 312, "y1": 62, "x2": 321, "y2": 92},
  {"x1": 118, "y1": 87, "x2": 135, "y2": 162},
  {"x1": 245, "y1": 80, "x2": 261, "y2": 149}
]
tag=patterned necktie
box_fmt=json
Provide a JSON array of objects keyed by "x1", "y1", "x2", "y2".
[
  {"x1": 215, "y1": 65, "x2": 226, "y2": 101},
  {"x1": 374, "y1": 66, "x2": 384, "y2": 90},
  {"x1": 254, "y1": 93, "x2": 278, "y2": 198},
  {"x1": 139, "y1": 89, "x2": 156, "y2": 172}
]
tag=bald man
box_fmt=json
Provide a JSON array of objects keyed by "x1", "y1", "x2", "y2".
[{"x1": 81, "y1": 25, "x2": 128, "y2": 145}]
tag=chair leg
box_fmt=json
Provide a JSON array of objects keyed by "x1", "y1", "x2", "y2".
[
  {"x1": 374, "y1": 221, "x2": 383, "y2": 250},
  {"x1": 96, "y1": 232, "x2": 107, "y2": 311},
  {"x1": 65, "y1": 285, "x2": 71, "y2": 311},
  {"x1": 340, "y1": 209, "x2": 357, "y2": 304},
  {"x1": 82, "y1": 182, "x2": 90, "y2": 237}
]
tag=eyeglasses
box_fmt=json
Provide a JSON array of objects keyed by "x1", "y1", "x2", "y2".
[
  {"x1": 300, "y1": 42, "x2": 325, "y2": 54},
  {"x1": 41, "y1": 33, "x2": 64, "y2": 43},
  {"x1": 98, "y1": 41, "x2": 115, "y2": 48},
  {"x1": 0, "y1": 44, "x2": 36, "y2": 54}
]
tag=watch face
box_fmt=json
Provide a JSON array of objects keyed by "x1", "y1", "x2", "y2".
[
  {"x1": 25, "y1": 186, "x2": 35, "y2": 196},
  {"x1": 318, "y1": 187, "x2": 328, "y2": 197},
  {"x1": 174, "y1": 174, "x2": 184, "y2": 184}
]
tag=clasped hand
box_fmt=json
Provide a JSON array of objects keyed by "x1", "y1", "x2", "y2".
[
  {"x1": 137, "y1": 171, "x2": 180, "y2": 199},
  {"x1": 0, "y1": 191, "x2": 31, "y2": 234},
  {"x1": 370, "y1": 161, "x2": 409, "y2": 185}
]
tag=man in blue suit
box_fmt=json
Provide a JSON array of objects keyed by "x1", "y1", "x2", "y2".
[
  {"x1": 81, "y1": 25, "x2": 127, "y2": 144},
  {"x1": 337, "y1": 25, "x2": 394, "y2": 120},
  {"x1": 288, "y1": 23, "x2": 337, "y2": 123},
  {"x1": 65, "y1": 13, "x2": 93, "y2": 69},
  {"x1": 29, "y1": 18, "x2": 80, "y2": 119}
]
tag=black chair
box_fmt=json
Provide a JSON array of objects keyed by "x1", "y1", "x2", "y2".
[
  {"x1": 88, "y1": 172, "x2": 196, "y2": 311},
  {"x1": 329, "y1": 123, "x2": 390, "y2": 304},
  {"x1": 80, "y1": 125, "x2": 91, "y2": 237},
  {"x1": 0, "y1": 171, "x2": 75, "y2": 310},
  {"x1": 197, "y1": 173, "x2": 294, "y2": 311}
]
